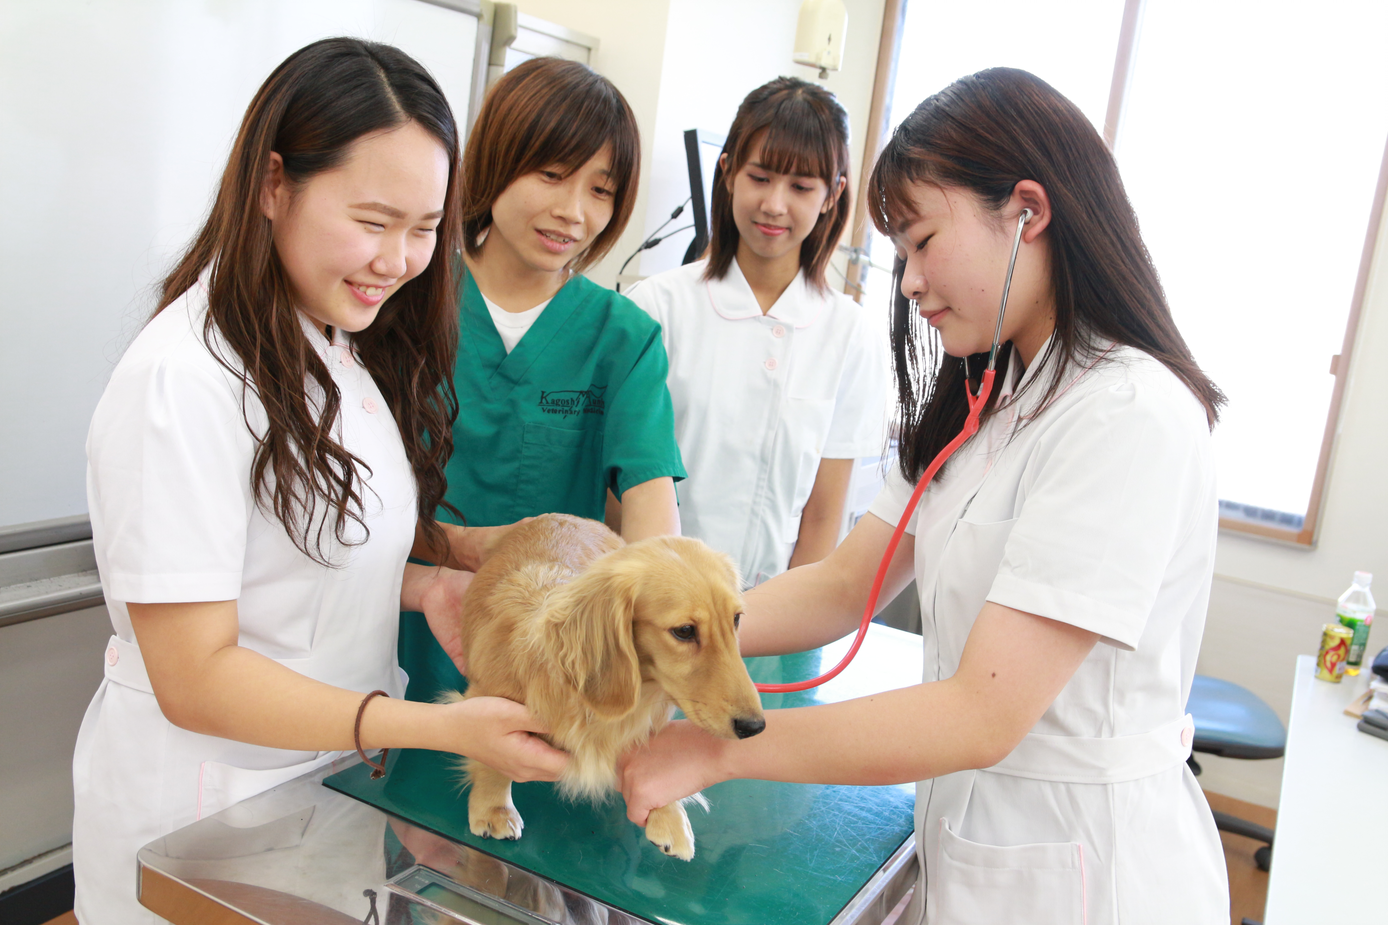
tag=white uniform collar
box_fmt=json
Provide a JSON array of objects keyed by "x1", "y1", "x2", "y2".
[
  {"x1": 704, "y1": 256, "x2": 827, "y2": 329},
  {"x1": 297, "y1": 309, "x2": 352, "y2": 360},
  {"x1": 193, "y1": 263, "x2": 349, "y2": 361},
  {"x1": 997, "y1": 333, "x2": 1052, "y2": 402}
]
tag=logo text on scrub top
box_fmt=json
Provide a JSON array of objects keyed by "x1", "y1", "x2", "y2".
[{"x1": 538, "y1": 386, "x2": 606, "y2": 417}]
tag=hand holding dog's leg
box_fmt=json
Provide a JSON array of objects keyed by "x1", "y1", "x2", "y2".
[
  {"x1": 465, "y1": 757, "x2": 524, "y2": 840},
  {"x1": 644, "y1": 802, "x2": 696, "y2": 861},
  {"x1": 618, "y1": 720, "x2": 730, "y2": 827},
  {"x1": 437, "y1": 694, "x2": 568, "y2": 782}
]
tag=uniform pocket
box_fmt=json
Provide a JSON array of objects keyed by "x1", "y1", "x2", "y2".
[
  {"x1": 516, "y1": 421, "x2": 602, "y2": 517},
  {"x1": 197, "y1": 751, "x2": 344, "y2": 820},
  {"x1": 932, "y1": 821, "x2": 1085, "y2": 925},
  {"x1": 782, "y1": 396, "x2": 835, "y2": 522}
]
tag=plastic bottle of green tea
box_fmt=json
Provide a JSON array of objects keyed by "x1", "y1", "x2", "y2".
[{"x1": 1337, "y1": 571, "x2": 1375, "y2": 675}]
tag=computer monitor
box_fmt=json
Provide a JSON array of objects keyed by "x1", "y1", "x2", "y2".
[{"x1": 682, "y1": 128, "x2": 727, "y2": 265}]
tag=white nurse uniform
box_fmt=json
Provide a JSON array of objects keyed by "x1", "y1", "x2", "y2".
[
  {"x1": 628, "y1": 258, "x2": 888, "y2": 587},
  {"x1": 870, "y1": 341, "x2": 1228, "y2": 925},
  {"x1": 73, "y1": 281, "x2": 416, "y2": 924}
]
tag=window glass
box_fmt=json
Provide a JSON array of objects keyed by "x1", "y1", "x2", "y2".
[
  {"x1": 863, "y1": 0, "x2": 1127, "y2": 319},
  {"x1": 1117, "y1": 0, "x2": 1388, "y2": 522}
]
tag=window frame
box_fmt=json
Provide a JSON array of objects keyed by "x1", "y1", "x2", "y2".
[{"x1": 848, "y1": 0, "x2": 1386, "y2": 548}]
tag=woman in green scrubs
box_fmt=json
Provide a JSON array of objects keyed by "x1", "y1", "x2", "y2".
[{"x1": 399, "y1": 57, "x2": 685, "y2": 704}]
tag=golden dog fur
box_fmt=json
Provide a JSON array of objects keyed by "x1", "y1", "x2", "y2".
[{"x1": 445, "y1": 513, "x2": 765, "y2": 860}]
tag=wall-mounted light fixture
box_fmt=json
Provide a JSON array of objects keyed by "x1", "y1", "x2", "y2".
[{"x1": 793, "y1": 0, "x2": 848, "y2": 80}]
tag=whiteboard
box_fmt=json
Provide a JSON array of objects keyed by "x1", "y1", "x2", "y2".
[{"x1": 0, "y1": 0, "x2": 486, "y2": 530}]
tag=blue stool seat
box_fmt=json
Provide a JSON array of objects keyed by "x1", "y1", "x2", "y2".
[
  {"x1": 1187, "y1": 675, "x2": 1287, "y2": 760},
  {"x1": 1185, "y1": 674, "x2": 1285, "y2": 874}
]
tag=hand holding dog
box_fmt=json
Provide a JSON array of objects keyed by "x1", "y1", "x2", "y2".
[
  {"x1": 443, "y1": 519, "x2": 536, "y2": 572},
  {"x1": 617, "y1": 720, "x2": 731, "y2": 826},
  {"x1": 417, "y1": 565, "x2": 474, "y2": 675},
  {"x1": 443, "y1": 695, "x2": 569, "y2": 783}
]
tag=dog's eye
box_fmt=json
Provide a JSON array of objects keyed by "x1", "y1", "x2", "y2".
[
  {"x1": 670, "y1": 624, "x2": 697, "y2": 642},
  {"x1": 734, "y1": 612, "x2": 743, "y2": 629}
]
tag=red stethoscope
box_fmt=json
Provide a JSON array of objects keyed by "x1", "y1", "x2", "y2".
[{"x1": 755, "y1": 209, "x2": 1033, "y2": 694}]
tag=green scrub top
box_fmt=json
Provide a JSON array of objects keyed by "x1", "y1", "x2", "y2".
[{"x1": 400, "y1": 269, "x2": 686, "y2": 703}]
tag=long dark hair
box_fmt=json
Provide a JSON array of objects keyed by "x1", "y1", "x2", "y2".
[
  {"x1": 705, "y1": 77, "x2": 852, "y2": 291},
  {"x1": 868, "y1": 67, "x2": 1224, "y2": 484},
  {"x1": 159, "y1": 38, "x2": 463, "y2": 563},
  {"x1": 461, "y1": 57, "x2": 640, "y2": 273}
]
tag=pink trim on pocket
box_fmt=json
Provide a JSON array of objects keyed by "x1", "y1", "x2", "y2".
[
  {"x1": 196, "y1": 762, "x2": 206, "y2": 820},
  {"x1": 1078, "y1": 841, "x2": 1087, "y2": 925}
]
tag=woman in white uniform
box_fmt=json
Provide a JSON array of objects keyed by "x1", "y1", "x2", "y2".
[
  {"x1": 74, "y1": 39, "x2": 566, "y2": 924},
  {"x1": 627, "y1": 78, "x2": 888, "y2": 587},
  {"x1": 620, "y1": 68, "x2": 1229, "y2": 923}
]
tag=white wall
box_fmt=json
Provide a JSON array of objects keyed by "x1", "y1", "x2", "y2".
[
  {"x1": 1198, "y1": 199, "x2": 1388, "y2": 808},
  {"x1": 0, "y1": 0, "x2": 483, "y2": 531}
]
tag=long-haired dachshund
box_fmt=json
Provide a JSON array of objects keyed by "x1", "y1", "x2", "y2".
[{"x1": 445, "y1": 513, "x2": 765, "y2": 860}]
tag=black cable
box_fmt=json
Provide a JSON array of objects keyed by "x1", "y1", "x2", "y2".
[
  {"x1": 618, "y1": 198, "x2": 690, "y2": 277},
  {"x1": 619, "y1": 224, "x2": 696, "y2": 278}
]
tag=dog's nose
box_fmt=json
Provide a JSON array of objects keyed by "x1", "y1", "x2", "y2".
[{"x1": 732, "y1": 716, "x2": 766, "y2": 739}]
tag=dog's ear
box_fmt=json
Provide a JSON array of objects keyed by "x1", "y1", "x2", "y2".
[{"x1": 545, "y1": 559, "x2": 643, "y2": 719}]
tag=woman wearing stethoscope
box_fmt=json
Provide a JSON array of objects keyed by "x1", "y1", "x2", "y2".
[
  {"x1": 73, "y1": 40, "x2": 566, "y2": 924},
  {"x1": 620, "y1": 68, "x2": 1229, "y2": 923}
]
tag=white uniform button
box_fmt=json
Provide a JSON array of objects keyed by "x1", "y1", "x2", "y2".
[
  {"x1": 764, "y1": 357, "x2": 778, "y2": 371},
  {"x1": 772, "y1": 325, "x2": 786, "y2": 339},
  {"x1": 363, "y1": 397, "x2": 378, "y2": 414},
  {"x1": 1180, "y1": 724, "x2": 1194, "y2": 748},
  {"x1": 106, "y1": 645, "x2": 119, "y2": 666}
]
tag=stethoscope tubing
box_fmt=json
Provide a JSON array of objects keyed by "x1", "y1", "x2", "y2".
[{"x1": 754, "y1": 209, "x2": 1032, "y2": 694}]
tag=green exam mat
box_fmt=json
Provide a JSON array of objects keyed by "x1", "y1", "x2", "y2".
[{"x1": 326, "y1": 626, "x2": 922, "y2": 925}]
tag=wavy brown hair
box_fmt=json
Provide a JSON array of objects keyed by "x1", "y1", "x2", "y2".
[
  {"x1": 461, "y1": 57, "x2": 640, "y2": 273},
  {"x1": 705, "y1": 77, "x2": 852, "y2": 292},
  {"x1": 868, "y1": 67, "x2": 1224, "y2": 485},
  {"x1": 158, "y1": 38, "x2": 462, "y2": 563}
]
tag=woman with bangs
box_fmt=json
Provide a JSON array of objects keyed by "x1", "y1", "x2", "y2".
[
  {"x1": 620, "y1": 68, "x2": 1228, "y2": 924},
  {"x1": 398, "y1": 57, "x2": 685, "y2": 705},
  {"x1": 627, "y1": 78, "x2": 887, "y2": 589}
]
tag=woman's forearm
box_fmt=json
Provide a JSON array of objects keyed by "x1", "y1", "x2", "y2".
[
  {"x1": 618, "y1": 477, "x2": 681, "y2": 541},
  {"x1": 130, "y1": 601, "x2": 452, "y2": 751},
  {"x1": 788, "y1": 457, "x2": 854, "y2": 570},
  {"x1": 128, "y1": 600, "x2": 566, "y2": 781},
  {"x1": 739, "y1": 512, "x2": 914, "y2": 657},
  {"x1": 621, "y1": 604, "x2": 1100, "y2": 824},
  {"x1": 722, "y1": 680, "x2": 998, "y2": 786}
]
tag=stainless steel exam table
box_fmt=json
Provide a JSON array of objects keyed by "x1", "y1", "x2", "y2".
[{"x1": 137, "y1": 624, "x2": 924, "y2": 925}]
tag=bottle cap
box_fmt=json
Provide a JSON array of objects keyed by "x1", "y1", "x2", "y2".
[{"x1": 1354, "y1": 570, "x2": 1373, "y2": 586}]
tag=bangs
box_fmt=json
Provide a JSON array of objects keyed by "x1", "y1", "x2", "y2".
[
  {"x1": 868, "y1": 136, "x2": 938, "y2": 238},
  {"x1": 732, "y1": 103, "x2": 839, "y2": 185},
  {"x1": 509, "y1": 78, "x2": 638, "y2": 191}
]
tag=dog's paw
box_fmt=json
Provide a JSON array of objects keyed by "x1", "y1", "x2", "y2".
[
  {"x1": 469, "y1": 805, "x2": 524, "y2": 840},
  {"x1": 645, "y1": 804, "x2": 695, "y2": 861}
]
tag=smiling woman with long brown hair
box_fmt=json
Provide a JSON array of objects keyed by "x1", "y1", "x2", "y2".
[{"x1": 73, "y1": 38, "x2": 566, "y2": 924}]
